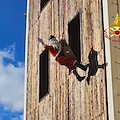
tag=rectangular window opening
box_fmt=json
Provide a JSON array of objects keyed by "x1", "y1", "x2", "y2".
[
  {"x1": 39, "y1": 50, "x2": 49, "y2": 101},
  {"x1": 40, "y1": 0, "x2": 50, "y2": 12},
  {"x1": 68, "y1": 13, "x2": 81, "y2": 63}
]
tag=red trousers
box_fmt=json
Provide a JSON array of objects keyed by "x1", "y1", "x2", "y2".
[{"x1": 57, "y1": 56, "x2": 76, "y2": 71}]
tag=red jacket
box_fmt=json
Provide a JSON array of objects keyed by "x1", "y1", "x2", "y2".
[
  {"x1": 44, "y1": 45, "x2": 59, "y2": 57},
  {"x1": 44, "y1": 44, "x2": 76, "y2": 72}
]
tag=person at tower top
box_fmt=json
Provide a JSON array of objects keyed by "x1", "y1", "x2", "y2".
[{"x1": 38, "y1": 35, "x2": 87, "y2": 81}]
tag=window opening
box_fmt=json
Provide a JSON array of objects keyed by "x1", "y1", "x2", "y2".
[
  {"x1": 68, "y1": 13, "x2": 81, "y2": 62},
  {"x1": 40, "y1": 0, "x2": 50, "y2": 12},
  {"x1": 39, "y1": 50, "x2": 49, "y2": 101}
]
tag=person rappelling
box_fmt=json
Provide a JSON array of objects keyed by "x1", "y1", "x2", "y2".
[{"x1": 38, "y1": 35, "x2": 87, "y2": 82}]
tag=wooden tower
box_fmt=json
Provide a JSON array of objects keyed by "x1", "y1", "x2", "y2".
[{"x1": 24, "y1": 0, "x2": 119, "y2": 120}]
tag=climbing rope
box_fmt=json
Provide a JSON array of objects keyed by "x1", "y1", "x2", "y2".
[
  {"x1": 62, "y1": 0, "x2": 66, "y2": 39},
  {"x1": 50, "y1": 0, "x2": 53, "y2": 35}
]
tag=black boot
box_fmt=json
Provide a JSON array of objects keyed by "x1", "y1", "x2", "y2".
[
  {"x1": 73, "y1": 70, "x2": 85, "y2": 82},
  {"x1": 74, "y1": 61, "x2": 87, "y2": 71}
]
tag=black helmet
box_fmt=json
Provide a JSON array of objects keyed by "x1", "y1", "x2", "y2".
[{"x1": 49, "y1": 35, "x2": 56, "y2": 40}]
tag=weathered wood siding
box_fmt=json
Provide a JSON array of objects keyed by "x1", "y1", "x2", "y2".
[{"x1": 25, "y1": 0, "x2": 107, "y2": 120}]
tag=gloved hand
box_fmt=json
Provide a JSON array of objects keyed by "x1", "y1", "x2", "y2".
[
  {"x1": 38, "y1": 38, "x2": 45, "y2": 47},
  {"x1": 38, "y1": 38, "x2": 43, "y2": 43}
]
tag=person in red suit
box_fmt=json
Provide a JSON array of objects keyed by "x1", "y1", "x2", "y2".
[{"x1": 38, "y1": 35, "x2": 87, "y2": 81}]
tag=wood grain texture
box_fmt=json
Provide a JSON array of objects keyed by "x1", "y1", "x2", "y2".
[{"x1": 25, "y1": 0, "x2": 107, "y2": 119}]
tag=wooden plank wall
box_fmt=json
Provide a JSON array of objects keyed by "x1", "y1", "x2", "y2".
[{"x1": 25, "y1": 0, "x2": 107, "y2": 120}]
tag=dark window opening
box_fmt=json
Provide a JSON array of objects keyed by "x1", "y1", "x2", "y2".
[
  {"x1": 68, "y1": 13, "x2": 81, "y2": 62},
  {"x1": 39, "y1": 50, "x2": 49, "y2": 101},
  {"x1": 40, "y1": 0, "x2": 50, "y2": 12}
]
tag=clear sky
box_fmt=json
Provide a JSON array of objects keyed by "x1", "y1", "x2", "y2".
[{"x1": 0, "y1": 0, "x2": 26, "y2": 120}]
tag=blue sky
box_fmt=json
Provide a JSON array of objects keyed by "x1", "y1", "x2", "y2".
[{"x1": 0, "y1": 0, "x2": 26, "y2": 120}]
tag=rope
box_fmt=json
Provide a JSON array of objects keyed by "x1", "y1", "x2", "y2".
[
  {"x1": 51, "y1": 0, "x2": 53, "y2": 35},
  {"x1": 62, "y1": 0, "x2": 66, "y2": 39}
]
